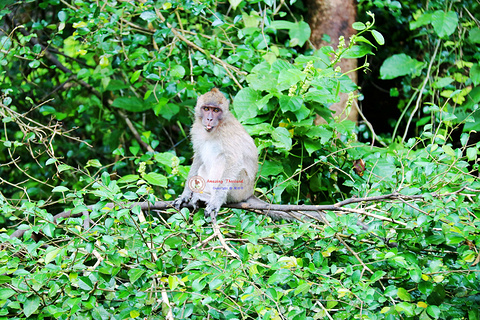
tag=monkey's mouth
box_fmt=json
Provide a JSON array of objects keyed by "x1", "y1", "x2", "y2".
[{"x1": 205, "y1": 125, "x2": 214, "y2": 132}]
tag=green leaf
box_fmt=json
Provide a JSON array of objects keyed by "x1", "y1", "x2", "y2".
[
  {"x1": 352, "y1": 22, "x2": 366, "y2": 30},
  {"x1": 342, "y1": 45, "x2": 373, "y2": 59},
  {"x1": 209, "y1": 278, "x2": 223, "y2": 291},
  {"x1": 112, "y1": 96, "x2": 150, "y2": 112},
  {"x1": 409, "y1": 12, "x2": 432, "y2": 30},
  {"x1": 29, "y1": 60, "x2": 40, "y2": 69},
  {"x1": 270, "y1": 20, "x2": 296, "y2": 30},
  {"x1": 24, "y1": 295, "x2": 40, "y2": 317},
  {"x1": 168, "y1": 275, "x2": 180, "y2": 290},
  {"x1": 130, "y1": 69, "x2": 142, "y2": 83},
  {"x1": 441, "y1": 145, "x2": 455, "y2": 157},
  {"x1": 267, "y1": 269, "x2": 291, "y2": 284},
  {"x1": 192, "y1": 278, "x2": 206, "y2": 291},
  {"x1": 228, "y1": 0, "x2": 242, "y2": 9},
  {"x1": 45, "y1": 158, "x2": 57, "y2": 166},
  {"x1": 43, "y1": 223, "x2": 56, "y2": 237},
  {"x1": 427, "y1": 284, "x2": 445, "y2": 305},
  {"x1": 154, "y1": 100, "x2": 179, "y2": 121},
  {"x1": 370, "y1": 271, "x2": 386, "y2": 282},
  {"x1": 78, "y1": 276, "x2": 93, "y2": 290},
  {"x1": 445, "y1": 233, "x2": 464, "y2": 245},
  {"x1": 144, "y1": 172, "x2": 167, "y2": 187},
  {"x1": 0, "y1": 288, "x2": 16, "y2": 299},
  {"x1": 232, "y1": 88, "x2": 259, "y2": 122},
  {"x1": 394, "y1": 302, "x2": 415, "y2": 316},
  {"x1": 272, "y1": 127, "x2": 292, "y2": 151},
  {"x1": 0, "y1": 275, "x2": 11, "y2": 286},
  {"x1": 165, "y1": 236, "x2": 182, "y2": 248},
  {"x1": 431, "y1": 10, "x2": 458, "y2": 38},
  {"x1": 140, "y1": 11, "x2": 156, "y2": 23},
  {"x1": 246, "y1": 72, "x2": 277, "y2": 91},
  {"x1": 242, "y1": 12, "x2": 259, "y2": 28},
  {"x1": 77, "y1": 68, "x2": 90, "y2": 80},
  {"x1": 433, "y1": 77, "x2": 454, "y2": 89},
  {"x1": 101, "y1": 171, "x2": 110, "y2": 186},
  {"x1": 288, "y1": 21, "x2": 311, "y2": 47},
  {"x1": 277, "y1": 68, "x2": 305, "y2": 91},
  {"x1": 99, "y1": 55, "x2": 109, "y2": 68},
  {"x1": 397, "y1": 287, "x2": 412, "y2": 301},
  {"x1": 399, "y1": 187, "x2": 421, "y2": 195},
  {"x1": 355, "y1": 35, "x2": 377, "y2": 47},
  {"x1": 468, "y1": 28, "x2": 480, "y2": 44},
  {"x1": 409, "y1": 268, "x2": 422, "y2": 283},
  {"x1": 467, "y1": 147, "x2": 478, "y2": 161},
  {"x1": 279, "y1": 95, "x2": 302, "y2": 112},
  {"x1": 130, "y1": 310, "x2": 140, "y2": 318},
  {"x1": 106, "y1": 79, "x2": 129, "y2": 91},
  {"x1": 128, "y1": 268, "x2": 146, "y2": 283},
  {"x1": 146, "y1": 73, "x2": 161, "y2": 81},
  {"x1": 52, "y1": 186, "x2": 69, "y2": 192},
  {"x1": 294, "y1": 282, "x2": 311, "y2": 295},
  {"x1": 154, "y1": 152, "x2": 176, "y2": 167},
  {"x1": 380, "y1": 54, "x2": 425, "y2": 79},
  {"x1": 306, "y1": 126, "x2": 333, "y2": 144},
  {"x1": 260, "y1": 160, "x2": 283, "y2": 176},
  {"x1": 304, "y1": 139, "x2": 322, "y2": 156},
  {"x1": 118, "y1": 174, "x2": 140, "y2": 183},
  {"x1": 270, "y1": 21, "x2": 311, "y2": 47},
  {"x1": 427, "y1": 305, "x2": 441, "y2": 319},
  {"x1": 44, "y1": 247, "x2": 62, "y2": 264},
  {"x1": 426, "y1": 234, "x2": 445, "y2": 245},
  {"x1": 170, "y1": 65, "x2": 185, "y2": 79},
  {"x1": 470, "y1": 63, "x2": 480, "y2": 86},
  {"x1": 371, "y1": 30, "x2": 385, "y2": 45},
  {"x1": 86, "y1": 159, "x2": 102, "y2": 168}
]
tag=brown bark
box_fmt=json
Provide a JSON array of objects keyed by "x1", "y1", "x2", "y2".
[{"x1": 307, "y1": 0, "x2": 358, "y2": 123}]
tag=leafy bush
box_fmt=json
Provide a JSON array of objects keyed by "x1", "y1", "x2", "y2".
[{"x1": 360, "y1": 0, "x2": 480, "y2": 142}]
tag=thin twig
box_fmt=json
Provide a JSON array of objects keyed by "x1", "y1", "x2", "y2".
[
  {"x1": 153, "y1": 8, "x2": 245, "y2": 89},
  {"x1": 117, "y1": 110, "x2": 155, "y2": 153},
  {"x1": 402, "y1": 40, "x2": 441, "y2": 143}
]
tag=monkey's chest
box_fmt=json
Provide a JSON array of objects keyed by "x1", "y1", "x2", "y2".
[{"x1": 198, "y1": 140, "x2": 226, "y2": 180}]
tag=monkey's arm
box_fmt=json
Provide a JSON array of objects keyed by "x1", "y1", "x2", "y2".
[{"x1": 173, "y1": 156, "x2": 204, "y2": 210}]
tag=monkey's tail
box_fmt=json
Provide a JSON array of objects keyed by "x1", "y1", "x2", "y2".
[{"x1": 245, "y1": 196, "x2": 326, "y2": 222}]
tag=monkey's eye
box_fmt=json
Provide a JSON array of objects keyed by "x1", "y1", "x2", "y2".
[
  {"x1": 203, "y1": 106, "x2": 210, "y2": 111},
  {"x1": 213, "y1": 108, "x2": 220, "y2": 113}
]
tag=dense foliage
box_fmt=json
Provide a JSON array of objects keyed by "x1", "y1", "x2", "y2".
[
  {"x1": 359, "y1": 0, "x2": 480, "y2": 141},
  {"x1": 0, "y1": 0, "x2": 479, "y2": 319}
]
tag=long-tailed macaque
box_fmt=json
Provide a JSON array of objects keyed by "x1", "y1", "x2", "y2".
[{"x1": 173, "y1": 88, "x2": 258, "y2": 222}]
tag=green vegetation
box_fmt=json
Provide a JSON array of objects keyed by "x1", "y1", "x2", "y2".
[{"x1": 0, "y1": 0, "x2": 479, "y2": 319}]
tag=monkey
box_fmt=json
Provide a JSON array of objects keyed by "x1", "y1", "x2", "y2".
[
  {"x1": 173, "y1": 88, "x2": 331, "y2": 223},
  {"x1": 173, "y1": 88, "x2": 258, "y2": 222}
]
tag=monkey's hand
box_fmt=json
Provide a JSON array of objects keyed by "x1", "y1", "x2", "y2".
[
  {"x1": 174, "y1": 190, "x2": 204, "y2": 212},
  {"x1": 204, "y1": 203, "x2": 220, "y2": 223},
  {"x1": 173, "y1": 191, "x2": 193, "y2": 210}
]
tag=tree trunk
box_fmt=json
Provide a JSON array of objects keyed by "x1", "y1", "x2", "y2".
[{"x1": 307, "y1": 0, "x2": 358, "y2": 123}]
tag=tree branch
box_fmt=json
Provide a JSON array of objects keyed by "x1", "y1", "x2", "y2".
[{"x1": 13, "y1": 189, "x2": 478, "y2": 240}]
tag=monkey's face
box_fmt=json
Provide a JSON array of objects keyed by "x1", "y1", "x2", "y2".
[{"x1": 200, "y1": 105, "x2": 223, "y2": 132}]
